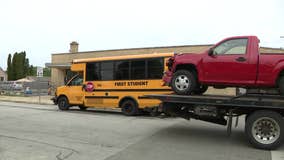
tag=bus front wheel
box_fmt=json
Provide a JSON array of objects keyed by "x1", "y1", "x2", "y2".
[
  {"x1": 121, "y1": 100, "x2": 138, "y2": 116},
  {"x1": 58, "y1": 96, "x2": 70, "y2": 110}
]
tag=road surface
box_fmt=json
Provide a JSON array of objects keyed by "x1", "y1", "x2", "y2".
[{"x1": 0, "y1": 101, "x2": 283, "y2": 160}]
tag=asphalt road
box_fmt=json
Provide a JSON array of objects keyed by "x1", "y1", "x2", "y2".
[{"x1": 0, "y1": 101, "x2": 283, "y2": 160}]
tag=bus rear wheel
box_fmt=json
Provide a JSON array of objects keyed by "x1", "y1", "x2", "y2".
[
  {"x1": 58, "y1": 96, "x2": 70, "y2": 110},
  {"x1": 121, "y1": 100, "x2": 138, "y2": 116}
]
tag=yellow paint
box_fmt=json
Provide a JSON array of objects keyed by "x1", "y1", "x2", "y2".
[
  {"x1": 71, "y1": 63, "x2": 85, "y2": 72},
  {"x1": 56, "y1": 52, "x2": 173, "y2": 109}
]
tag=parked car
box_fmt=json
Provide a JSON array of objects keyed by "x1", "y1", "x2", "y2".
[
  {"x1": 163, "y1": 36, "x2": 284, "y2": 95},
  {"x1": 11, "y1": 82, "x2": 23, "y2": 90}
]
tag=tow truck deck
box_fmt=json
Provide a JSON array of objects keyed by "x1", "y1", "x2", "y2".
[
  {"x1": 147, "y1": 93, "x2": 284, "y2": 150},
  {"x1": 149, "y1": 94, "x2": 284, "y2": 109}
]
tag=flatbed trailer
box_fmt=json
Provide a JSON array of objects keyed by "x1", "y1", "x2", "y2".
[{"x1": 147, "y1": 94, "x2": 284, "y2": 150}]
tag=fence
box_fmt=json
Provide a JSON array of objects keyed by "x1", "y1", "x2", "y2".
[{"x1": 0, "y1": 77, "x2": 51, "y2": 96}]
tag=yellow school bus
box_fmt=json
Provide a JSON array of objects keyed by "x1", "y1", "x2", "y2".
[{"x1": 54, "y1": 52, "x2": 173, "y2": 115}]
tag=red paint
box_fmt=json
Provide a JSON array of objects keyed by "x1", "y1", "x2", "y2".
[{"x1": 163, "y1": 36, "x2": 284, "y2": 88}]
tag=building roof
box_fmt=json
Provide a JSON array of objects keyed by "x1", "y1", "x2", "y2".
[
  {"x1": 45, "y1": 63, "x2": 71, "y2": 68},
  {"x1": 52, "y1": 44, "x2": 212, "y2": 55},
  {"x1": 52, "y1": 44, "x2": 284, "y2": 55}
]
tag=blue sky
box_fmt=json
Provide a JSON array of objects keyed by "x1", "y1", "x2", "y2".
[{"x1": 0, "y1": 0, "x2": 283, "y2": 70}]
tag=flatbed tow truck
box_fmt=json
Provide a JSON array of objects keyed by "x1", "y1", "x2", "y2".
[{"x1": 147, "y1": 93, "x2": 284, "y2": 150}]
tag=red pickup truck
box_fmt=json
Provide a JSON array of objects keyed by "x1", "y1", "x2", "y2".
[{"x1": 163, "y1": 36, "x2": 284, "y2": 95}]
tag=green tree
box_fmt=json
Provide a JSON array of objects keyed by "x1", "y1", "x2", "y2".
[
  {"x1": 7, "y1": 54, "x2": 12, "y2": 80},
  {"x1": 28, "y1": 65, "x2": 37, "y2": 76},
  {"x1": 6, "y1": 51, "x2": 45, "y2": 80},
  {"x1": 11, "y1": 52, "x2": 18, "y2": 80},
  {"x1": 24, "y1": 58, "x2": 29, "y2": 77},
  {"x1": 43, "y1": 68, "x2": 51, "y2": 77}
]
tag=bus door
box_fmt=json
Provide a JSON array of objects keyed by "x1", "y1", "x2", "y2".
[{"x1": 65, "y1": 74, "x2": 84, "y2": 105}]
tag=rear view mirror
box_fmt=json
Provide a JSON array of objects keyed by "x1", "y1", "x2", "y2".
[
  {"x1": 64, "y1": 77, "x2": 68, "y2": 85},
  {"x1": 208, "y1": 48, "x2": 214, "y2": 56}
]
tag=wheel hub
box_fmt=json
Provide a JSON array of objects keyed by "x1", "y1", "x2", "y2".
[
  {"x1": 252, "y1": 117, "x2": 280, "y2": 144},
  {"x1": 175, "y1": 75, "x2": 190, "y2": 91}
]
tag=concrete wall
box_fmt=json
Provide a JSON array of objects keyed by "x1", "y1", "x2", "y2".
[{"x1": 51, "y1": 68, "x2": 65, "y2": 87}]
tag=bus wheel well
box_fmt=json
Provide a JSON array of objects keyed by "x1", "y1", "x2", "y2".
[
  {"x1": 175, "y1": 64, "x2": 198, "y2": 76},
  {"x1": 57, "y1": 95, "x2": 68, "y2": 103},
  {"x1": 119, "y1": 97, "x2": 138, "y2": 108}
]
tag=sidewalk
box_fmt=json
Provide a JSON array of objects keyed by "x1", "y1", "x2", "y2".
[
  {"x1": 0, "y1": 87, "x2": 235, "y2": 106},
  {"x1": 0, "y1": 95, "x2": 54, "y2": 105}
]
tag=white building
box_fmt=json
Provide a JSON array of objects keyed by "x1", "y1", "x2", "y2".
[{"x1": 0, "y1": 67, "x2": 7, "y2": 81}]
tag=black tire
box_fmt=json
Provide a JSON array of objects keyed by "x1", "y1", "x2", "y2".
[
  {"x1": 171, "y1": 70, "x2": 197, "y2": 95},
  {"x1": 121, "y1": 100, "x2": 138, "y2": 116},
  {"x1": 245, "y1": 110, "x2": 284, "y2": 150},
  {"x1": 193, "y1": 85, "x2": 208, "y2": 95},
  {"x1": 279, "y1": 76, "x2": 284, "y2": 95},
  {"x1": 58, "y1": 96, "x2": 70, "y2": 110},
  {"x1": 79, "y1": 105, "x2": 87, "y2": 110}
]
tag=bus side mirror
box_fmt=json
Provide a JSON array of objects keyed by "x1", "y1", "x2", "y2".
[
  {"x1": 208, "y1": 48, "x2": 214, "y2": 56},
  {"x1": 64, "y1": 78, "x2": 68, "y2": 85}
]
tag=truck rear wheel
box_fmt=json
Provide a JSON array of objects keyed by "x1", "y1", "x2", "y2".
[
  {"x1": 121, "y1": 100, "x2": 138, "y2": 116},
  {"x1": 245, "y1": 110, "x2": 283, "y2": 150},
  {"x1": 58, "y1": 96, "x2": 70, "y2": 110},
  {"x1": 171, "y1": 70, "x2": 197, "y2": 95}
]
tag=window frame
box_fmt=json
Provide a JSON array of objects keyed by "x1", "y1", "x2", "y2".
[
  {"x1": 213, "y1": 38, "x2": 248, "y2": 56},
  {"x1": 85, "y1": 57, "x2": 165, "y2": 81}
]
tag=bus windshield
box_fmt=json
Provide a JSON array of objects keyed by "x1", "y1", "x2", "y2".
[{"x1": 67, "y1": 73, "x2": 83, "y2": 86}]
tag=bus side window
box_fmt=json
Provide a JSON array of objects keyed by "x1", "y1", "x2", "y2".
[
  {"x1": 131, "y1": 60, "x2": 145, "y2": 79},
  {"x1": 86, "y1": 62, "x2": 100, "y2": 81},
  {"x1": 147, "y1": 58, "x2": 163, "y2": 79},
  {"x1": 114, "y1": 61, "x2": 129, "y2": 80},
  {"x1": 101, "y1": 61, "x2": 114, "y2": 80}
]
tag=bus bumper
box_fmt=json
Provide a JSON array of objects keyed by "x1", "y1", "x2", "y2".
[{"x1": 51, "y1": 96, "x2": 58, "y2": 105}]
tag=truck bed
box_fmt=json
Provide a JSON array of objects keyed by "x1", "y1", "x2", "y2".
[{"x1": 147, "y1": 94, "x2": 284, "y2": 109}]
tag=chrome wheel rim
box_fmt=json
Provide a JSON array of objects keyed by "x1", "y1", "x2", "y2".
[
  {"x1": 175, "y1": 75, "x2": 190, "y2": 91},
  {"x1": 252, "y1": 117, "x2": 280, "y2": 144}
]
